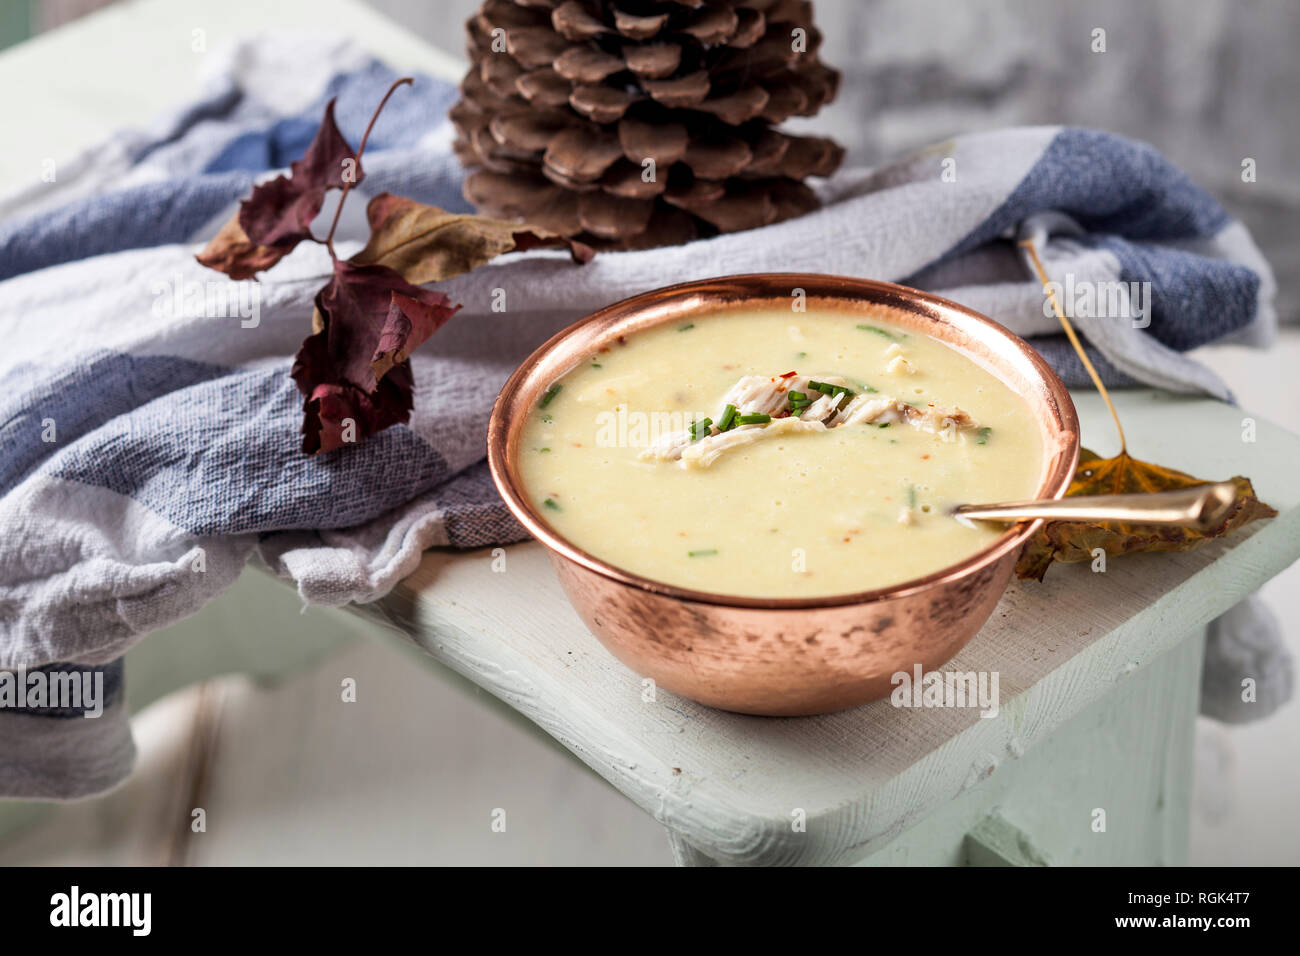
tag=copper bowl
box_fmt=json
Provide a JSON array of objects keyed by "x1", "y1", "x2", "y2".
[{"x1": 487, "y1": 274, "x2": 1079, "y2": 716}]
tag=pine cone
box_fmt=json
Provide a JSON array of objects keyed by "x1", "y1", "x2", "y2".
[{"x1": 451, "y1": 0, "x2": 844, "y2": 249}]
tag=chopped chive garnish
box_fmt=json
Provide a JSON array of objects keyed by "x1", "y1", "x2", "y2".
[
  {"x1": 787, "y1": 390, "x2": 811, "y2": 412},
  {"x1": 539, "y1": 384, "x2": 562, "y2": 409},
  {"x1": 538, "y1": 447, "x2": 551, "y2": 453},
  {"x1": 807, "y1": 380, "x2": 855, "y2": 401},
  {"x1": 877, "y1": 423, "x2": 890, "y2": 428},
  {"x1": 590, "y1": 362, "x2": 602, "y2": 368},
  {"x1": 906, "y1": 484, "x2": 918, "y2": 509},
  {"x1": 976, "y1": 426, "x2": 992, "y2": 445},
  {"x1": 690, "y1": 418, "x2": 714, "y2": 441},
  {"x1": 678, "y1": 323, "x2": 695, "y2": 332},
  {"x1": 688, "y1": 549, "x2": 718, "y2": 557},
  {"x1": 717, "y1": 404, "x2": 738, "y2": 432},
  {"x1": 858, "y1": 382, "x2": 880, "y2": 394},
  {"x1": 795, "y1": 351, "x2": 807, "y2": 359},
  {"x1": 540, "y1": 414, "x2": 553, "y2": 424},
  {"x1": 857, "y1": 324, "x2": 904, "y2": 340},
  {"x1": 738, "y1": 413, "x2": 771, "y2": 425},
  {"x1": 543, "y1": 497, "x2": 561, "y2": 511}
]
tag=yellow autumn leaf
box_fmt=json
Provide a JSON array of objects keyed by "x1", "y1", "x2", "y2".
[
  {"x1": 1015, "y1": 448, "x2": 1276, "y2": 580},
  {"x1": 1016, "y1": 239, "x2": 1275, "y2": 579}
]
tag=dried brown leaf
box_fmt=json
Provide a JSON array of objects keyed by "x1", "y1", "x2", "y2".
[
  {"x1": 1015, "y1": 448, "x2": 1277, "y2": 580},
  {"x1": 350, "y1": 192, "x2": 593, "y2": 284},
  {"x1": 195, "y1": 212, "x2": 288, "y2": 280}
]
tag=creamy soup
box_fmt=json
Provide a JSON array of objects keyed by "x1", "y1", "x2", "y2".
[{"x1": 519, "y1": 309, "x2": 1043, "y2": 598}]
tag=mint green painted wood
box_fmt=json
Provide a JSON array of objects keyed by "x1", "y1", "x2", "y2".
[
  {"x1": 857, "y1": 633, "x2": 1203, "y2": 866},
  {"x1": 965, "y1": 814, "x2": 1051, "y2": 866},
  {"x1": 666, "y1": 830, "x2": 720, "y2": 867},
  {"x1": 122, "y1": 567, "x2": 364, "y2": 712},
  {"x1": 668, "y1": 631, "x2": 1204, "y2": 867},
  {"x1": 0, "y1": 566, "x2": 363, "y2": 840},
  {"x1": 0, "y1": 0, "x2": 32, "y2": 53},
  {"x1": 0, "y1": 801, "x2": 46, "y2": 841}
]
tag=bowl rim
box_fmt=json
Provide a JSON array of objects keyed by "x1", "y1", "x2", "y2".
[{"x1": 487, "y1": 273, "x2": 1080, "y2": 610}]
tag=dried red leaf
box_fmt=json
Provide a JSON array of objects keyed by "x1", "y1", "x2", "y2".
[
  {"x1": 300, "y1": 372, "x2": 413, "y2": 459},
  {"x1": 371, "y1": 292, "x2": 459, "y2": 381},
  {"x1": 240, "y1": 99, "x2": 361, "y2": 250},
  {"x1": 291, "y1": 260, "x2": 460, "y2": 454},
  {"x1": 196, "y1": 78, "x2": 594, "y2": 454}
]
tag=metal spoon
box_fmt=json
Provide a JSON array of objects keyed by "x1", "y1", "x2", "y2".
[{"x1": 952, "y1": 481, "x2": 1238, "y2": 532}]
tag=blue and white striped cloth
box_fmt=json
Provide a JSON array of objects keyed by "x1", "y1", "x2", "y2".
[{"x1": 0, "y1": 36, "x2": 1279, "y2": 798}]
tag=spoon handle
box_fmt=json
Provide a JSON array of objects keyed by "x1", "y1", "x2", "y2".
[{"x1": 952, "y1": 481, "x2": 1238, "y2": 532}]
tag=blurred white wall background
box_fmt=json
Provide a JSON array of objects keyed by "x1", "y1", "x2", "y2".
[
  {"x1": 366, "y1": 0, "x2": 1300, "y2": 323},
  {"x1": 22, "y1": 0, "x2": 1299, "y2": 319}
]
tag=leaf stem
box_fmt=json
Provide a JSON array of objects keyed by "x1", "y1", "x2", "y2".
[
  {"x1": 324, "y1": 76, "x2": 415, "y2": 258},
  {"x1": 1020, "y1": 238, "x2": 1127, "y2": 455}
]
